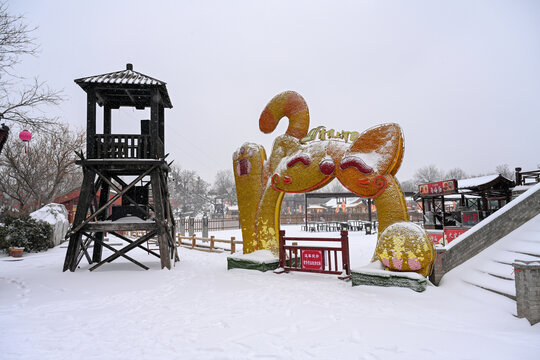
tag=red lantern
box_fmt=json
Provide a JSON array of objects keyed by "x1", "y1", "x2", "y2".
[{"x1": 19, "y1": 130, "x2": 32, "y2": 154}]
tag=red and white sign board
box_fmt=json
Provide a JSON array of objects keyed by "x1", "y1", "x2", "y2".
[
  {"x1": 301, "y1": 250, "x2": 324, "y2": 271},
  {"x1": 418, "y1": 179, "x2": 457, "y2": 196},
  {"x1": 444, "y1": 228, "x2": 468, "y2": 244},
  {"x1": 427, "y1": 231, "x2": 444, "y2": 245}
]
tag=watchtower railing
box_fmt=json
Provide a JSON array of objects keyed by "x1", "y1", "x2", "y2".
[{"x1": 94, "y1": 134, "x2": 152, "y2": 159}]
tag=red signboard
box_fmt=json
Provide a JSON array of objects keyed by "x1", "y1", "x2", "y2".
[
  {"x1": 427, "y1": 231, "x2": 444, "y2": 245},
  {"x1": 418, "y1": 179, "x2": 457, "y2": 196},
  {"x1": 462, "y1": 211, "x2": 480, "y2": 227},
  {"x1": 444, "y1": 228, "x2": 468, "y2": 244},
  {"x1": 301, "y1": 250, "x2": 324, "y2": 271}
]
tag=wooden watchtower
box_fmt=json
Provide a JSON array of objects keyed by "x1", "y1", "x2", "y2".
[{"x1": 63, "y1": 64, "x2": 178, "y2": 272}]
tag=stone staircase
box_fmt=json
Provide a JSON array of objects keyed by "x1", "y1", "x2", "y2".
[
  {"x1": 430, "y1": 182, "x2": 540, "y2": 286},
  {"x1": 462, "y1": 233, "x2": 540, "y2": 300}
]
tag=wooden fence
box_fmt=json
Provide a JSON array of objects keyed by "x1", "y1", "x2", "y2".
[
  {"x1": 177, "y1": 218, "x2": 240, "y2": 233},
  {"x1": 176, "y1": 234, "x2": 242, "y2": 254},
  {"x1": 278, "y1": 230, "x2": 351, "y2": 278}
]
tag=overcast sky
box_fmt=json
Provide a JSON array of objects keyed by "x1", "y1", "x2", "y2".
[{"x1": 9, "y1": 0, "x2": 540, "y2": 184}]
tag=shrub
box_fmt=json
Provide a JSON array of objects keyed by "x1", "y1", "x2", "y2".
[{"x1": 0, "y1": 215, "x2": 53, "y2": 253}]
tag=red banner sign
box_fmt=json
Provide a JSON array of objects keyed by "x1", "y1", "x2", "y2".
[
  {"x1": 427, "y1": 231, "x2": 444, "y2": 245},
  {"x1": 444, "y1": 228, "x2": 468, "y2": 244},
  {"x1": 301, "y1": 250, "x2": 324, "y2": 271},
  {"x1": 418, "y1": 179, "x2": 457, "y2": 196}
]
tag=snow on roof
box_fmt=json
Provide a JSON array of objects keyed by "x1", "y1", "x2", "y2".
[
  {"x1": 444, "y1": 194, "x2": 481, "y2": 200},
  {"x1": 307, "y1": 204, "x2": 326, "y2": 210},
  {"x1": 457, "y1": 174, "x2": 504, "y2": 189},
  {"x1": 75, "y1": 65, "x2": 165, "y2": 86}
]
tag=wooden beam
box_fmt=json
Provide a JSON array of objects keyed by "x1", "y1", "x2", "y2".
[
  {"x1": 84, "y1": 232, "x2": 149, "y2": 271},
  {"x1": 67, "y1": 164, "x2": 158, "y2": 237},
  {"x1": 150, "y1": 90, "x2": 160, "y2": 158},
  {"x1": 84, "y1": 222, "x2": 158, "y2": 231},
  {"x1": 159, "y1": 105, "x2": 164, "y2": 149},
  {"x1": 89, "y1": 230, "x2": 157, "y2": 271},
  {"x1": 93, "y1": 178, "x2": 110, "y2": 263},
  {"x1": 124, "y1": 89, "x2": 136, "y2": 104},
  {"x1": 63, "y1": 168, "x2": 96, "y2": 271},
  {"x1": 86, "y1": 89, "x2": 96, "y2": 158},
  {"x1": 75, "y1": 237, "x2": 93, "y2": 268},
  {"x1": 111, "y1": 231, "x2": 161, "y2": 259},
  {"x1": 95, "y1": 90, "x2": 106, "y2": 106},
  {"x1": 92, "y1": 167, "x2": 150, "y2": 216},
  {"x1": 151, "y1": 171, "x2": 171, "y2": 269},
  {"x1": 104, "y1": 105, "x2": 112, "y2": 135}
]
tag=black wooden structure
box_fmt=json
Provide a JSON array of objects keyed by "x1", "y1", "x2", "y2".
[
  {"x1": 416, "y1": 174, "x2": 514, "y2": 230},
  {"x1": 63, "y1": 64, "x2": 178, "y2": 271}
]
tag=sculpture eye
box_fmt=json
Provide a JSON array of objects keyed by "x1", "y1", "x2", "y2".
[
  {"x1": 287, "y1": 154, "x2": 311, "y2": 168},
  {"x1": 339, "y1": 156, "x2": 374, "y2": 174},
  {"x1": 319, "y1": 159, "x2": 335, "y2": 175}
]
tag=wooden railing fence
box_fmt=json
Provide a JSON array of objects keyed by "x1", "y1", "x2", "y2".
[{"x1": 176, "y1": 234, "x2": 242, "y2": 254}]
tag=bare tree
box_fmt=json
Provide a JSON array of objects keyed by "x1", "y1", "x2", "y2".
[
  {"x1": 327, "y1": 179, "x2": 347, "y2": 193},
  {"x1": 169, "y1": 166, "x2": 211, "y2": 215},
  {"x1": 0, "y1": 124, "x2": 85, "y2": 213},
  {"x1": 495, "y1": 163, "x2": 514, "y2": 180},
  {"x1": 211, "y1": 169, "x2": 236, "y2": 204},
  {"x1": 445, "y1": 167, "x2": 468, "y2": 180},
  {"x1": 0, "y1": 1, "x2": 63, "y2": 132},
  {"x1": 399, "y1": 179, "x2": 418, "y2": 193},
  {"x1": 413, "y1": 164, "x2": 443, "y2": 186}
]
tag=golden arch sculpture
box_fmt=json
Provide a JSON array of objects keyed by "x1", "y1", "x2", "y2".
[{"x1": 233, "y1": 91, "x2": 435, "y2": 277}]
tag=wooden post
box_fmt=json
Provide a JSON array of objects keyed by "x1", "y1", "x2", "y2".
[
  {"x1": 340, "y1": 230, "x2": 350, "y2": 275},
  {"x1": 231, "y1": 237, "x2": 236, "y2": 254},
  {"x1": 191, "y1": 234, "x2": 196, "y2": 249},
  {"x1": 368, "y1": 198, "x2": 372, "y2": 222},
  {"x1": 63, "y1": 168, "x2": 96, "y2": 272},
  {"x1": 86, "y1": 90, "x2": 96, "y2": 158},
  {"x1": 304, "y1": 193, "x2": 308, "y2": 231},
  {"x1": 151, "y1": 170, "x2": 171, "y2": 269},
  {"x1": 150, "y1": 89, "x2": 160, "y2": 158},
  {"x1": 210, "y1": 236, "x2": 215, "y2": 251},
  {"x1": 159, "y1": 105, "x2": 165, "y2": 150},
  {"x1": 92, "y1": 178, "x2": 110, "y2": 263},
  {"x1": 441, "y1": 195, "x2": 446, "y2": 227},
  {"x1": 103, "y1": 105, "x2": 111, "y2": 135},
  {"x1": 279, "y1": 230, "x2": 286, "y2": 269}
]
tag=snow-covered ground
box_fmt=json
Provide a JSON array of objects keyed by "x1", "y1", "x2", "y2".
[{"x1": 1, "y1": 223, "x2": 539, "y2": 360}]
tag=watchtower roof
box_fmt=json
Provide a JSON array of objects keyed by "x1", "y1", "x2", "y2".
[{"x1": 74, "y1": 64, "x2": 172, "y2": 109}]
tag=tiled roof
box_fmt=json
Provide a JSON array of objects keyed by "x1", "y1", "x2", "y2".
[
  {"x1": 75, "y1": 64, "x2": 165, "y2": 86},
  {"x1": 74, "y1": 64, "x2": 172, "y2": 108}
]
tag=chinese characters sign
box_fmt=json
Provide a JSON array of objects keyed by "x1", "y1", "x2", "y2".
[
  {"x1": 444, "y1": 228, "x2": 468, "y2": 244},
  {"x1": 418, "y1": 179, "x2": 457, "y2": 196},
  {"x1": 301, "y1": 250, "x2": 324, "y2": 271},
  {"x1": 462, "y1": 211, "x2": 480, "y2": 227},
  {"x1": 426, "y1": 231, "x2": 444, "y2": 245}
]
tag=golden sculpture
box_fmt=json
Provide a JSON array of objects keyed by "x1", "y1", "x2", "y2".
[{"x1": 233, "y1": 91, "x2": 435, "y2": 277}]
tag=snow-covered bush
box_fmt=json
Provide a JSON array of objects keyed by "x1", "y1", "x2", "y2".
[
  {"x1": 0, "y1": 215, "x2": 52, "y2": 253},
  {"x1": 30, "y1": 204, "x2": 69, "y2": 247}
]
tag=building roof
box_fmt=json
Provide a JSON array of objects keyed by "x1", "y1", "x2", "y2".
[
  {"x1": 323, "y1": 197, "x2": 365, "y2": 208},
  {"x1": 74, "y1": 64, "x2": 172, "y2": 109},
  {"x1": 457, "y1": 174, "x2": 514, "y2": 191}
]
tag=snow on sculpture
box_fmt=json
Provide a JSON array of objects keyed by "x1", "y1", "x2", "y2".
[
  {"x1": 334, "y1": 123, "x2": 435, "y2": 275},
  {"x1": 233, "y1": 91, "x2": 435, "y2": 277}
]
